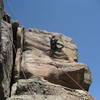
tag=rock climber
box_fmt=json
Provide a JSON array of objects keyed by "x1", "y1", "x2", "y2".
[{"x1": 49, "y1": 35, "x2": 64, "y2": 54}]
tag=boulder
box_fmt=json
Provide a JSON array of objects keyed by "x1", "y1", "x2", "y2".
[{"x1": 18, "y1": 29, "x2": 92, "y2": 91}]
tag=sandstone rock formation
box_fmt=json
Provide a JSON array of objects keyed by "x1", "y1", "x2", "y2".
[
  {"x1": 18, "y1": 28, "x2": 91, "y2": 91},
  {"x1": 0, "y1": 14, "x2": 94, "y2": 100},
  {"x1": 0, "y1": 3, "x2": 94, "y2": 100}
]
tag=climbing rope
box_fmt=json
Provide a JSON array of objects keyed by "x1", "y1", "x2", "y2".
[
  {"x1": 60, "y1": 35, "x2": 86, "y2": 91},
  {"x1": 59, "y1": 35, "x2": 94, "y2": 100}
]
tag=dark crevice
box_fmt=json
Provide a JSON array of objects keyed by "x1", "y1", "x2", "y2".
[{"x1": 9, "y1": 22, "x2": 19, "y2": 97}]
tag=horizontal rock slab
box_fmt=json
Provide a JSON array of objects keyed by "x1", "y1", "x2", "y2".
[
  {"x1": 9, "y1": 78, "x2": 94, "y2": 100},
  {"x1": 44, "y1": 63, "x2": 92, "y2": 91}
]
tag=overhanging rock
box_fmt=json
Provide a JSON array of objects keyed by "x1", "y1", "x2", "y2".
[{"x1": 17, "y1": 28, "x2": 92, "y2": 91}]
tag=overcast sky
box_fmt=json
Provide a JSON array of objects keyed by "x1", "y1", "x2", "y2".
[{"x1": 4, "y1": 0, "x2": 100, "y2": 99}]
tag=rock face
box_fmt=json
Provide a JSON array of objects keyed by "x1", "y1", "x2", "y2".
[
  {"x1": 0, "y1": 20, "x2": 13, "y2": 100},
  {"x1": 7, "y1": 27, "x2": 93, "y2": 100},
  {"x1": 0, "y1": 11, "x2": 19, "y2": 99},
  {"x1": 0, "y1": 11, "x2": 94, "y2": 100},
  {"x1": 8, "y1": 78, "x2": 93, "y2": 100},
  {"x1": 19, "y1": 29, "x2": 91, "y2": 91}
]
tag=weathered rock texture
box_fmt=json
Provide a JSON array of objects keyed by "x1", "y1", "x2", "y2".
[
  {"x1": 0, "y1": 10, "x2": 19, "y2": 99},
  {"x1": 0, "y1": 5, "x2": 94, "y2": 100},
  {"x1": 7, "y1": 27, "x2": 94, "y2": 100},
  {"x1": 1, "y1": 20, "x2": 94, "y2": 100},
  {"x1": 19, "y1": 28, "x2": 91, "y2": 91},
  {"x1": 0, "y1": 20, "x2": 14, "y2": 99}
]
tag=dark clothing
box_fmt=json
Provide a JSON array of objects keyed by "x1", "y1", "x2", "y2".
[
  {"x1": 50, "y1": 37, "x2": 58, "y2": 51},
  {"x1": 49, "y1": 36, "x2": 64, "y2": 53}
]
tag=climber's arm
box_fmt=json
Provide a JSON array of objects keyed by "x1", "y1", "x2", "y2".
[{"x1": 57, "y1": 43, "x2": 64, "y2": 49}]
